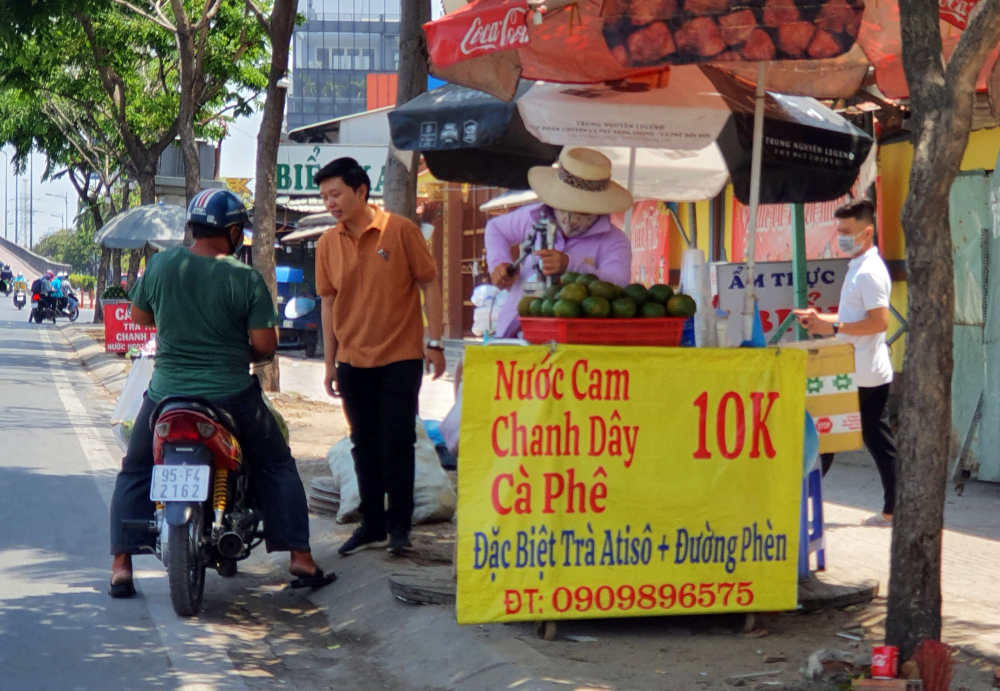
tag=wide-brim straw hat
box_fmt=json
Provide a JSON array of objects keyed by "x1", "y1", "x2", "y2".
[{"x1": 527, "y1": 147, "x2": 633, "y2": 215}]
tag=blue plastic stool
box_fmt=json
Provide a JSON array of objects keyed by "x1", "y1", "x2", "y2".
[{"x1": 798, "y1": 466, "x2": 826, "y2": 578}]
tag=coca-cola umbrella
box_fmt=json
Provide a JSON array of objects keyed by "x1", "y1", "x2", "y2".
[
  {"x1": 388, "y1": 81, "x2": 560, "y2": 189},
  {"x1": 428, "y1": 0, "x2": 997, "y2": 103},
  {"x1": 423, "y1": 0, "x2": 868, "y2": 101}
]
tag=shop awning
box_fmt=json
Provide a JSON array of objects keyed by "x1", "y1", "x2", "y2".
[{"x1": 281, "y1": 226, "x2": 330, "y2": 243}]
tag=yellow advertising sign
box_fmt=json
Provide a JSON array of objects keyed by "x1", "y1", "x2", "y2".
[{"x1": 457, "y1": 345, "x2": 807, "y2": 624}]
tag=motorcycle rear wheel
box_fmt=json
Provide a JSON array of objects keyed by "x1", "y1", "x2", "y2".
[
  {"x1": 32, "y1": 310, "x2": 42, "y2": 324},
  {"x1": 166, "y1": 508, "x2": 207, "y2": 617},
  {"x1": 69, "y1": 308, "x2": 79, "y2": 322}
]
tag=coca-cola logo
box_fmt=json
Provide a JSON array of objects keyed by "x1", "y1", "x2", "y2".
[
  {"x1": 872, "y1": 653, "x2": 888, "y2": 666},
  {"x1": 459, "y1": 7, "x2": 530, "y2": 56},
  {"x1": 940, "y1": 0, "x2": 980, "y2": 28}
]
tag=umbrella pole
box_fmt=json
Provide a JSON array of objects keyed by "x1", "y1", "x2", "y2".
[
  {"x1": 742, "y1": 61, "x2": 768, "y2": 342},
  {"x1": 623, "y1": 147, "x2": 637, "y2": 237}
]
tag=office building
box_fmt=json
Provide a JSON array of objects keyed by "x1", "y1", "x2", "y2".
[{"x1": 287, "y1": 0, "x2": 401, "y2": 130}]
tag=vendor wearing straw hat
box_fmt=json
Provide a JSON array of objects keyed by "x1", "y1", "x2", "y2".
[{"x1": 485, "y1": 147, "x2": 634, "y2": 338}]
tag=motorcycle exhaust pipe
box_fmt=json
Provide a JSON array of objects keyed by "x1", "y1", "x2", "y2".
[{"x1": 218, "y1": 531, "x2": 245, "y2": 559}]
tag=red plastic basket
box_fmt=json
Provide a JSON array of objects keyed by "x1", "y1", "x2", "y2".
[{"x1": 519, "y1": 317, "x2": 686, "y2": 346}]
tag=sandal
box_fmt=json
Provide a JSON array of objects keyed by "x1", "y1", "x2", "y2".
[
  {"x1": 289, "y1": 567, "x2": 337, "y2": 590},
  {"x1": 108, "y1": 580, "x2": 137, "y2": 599}
]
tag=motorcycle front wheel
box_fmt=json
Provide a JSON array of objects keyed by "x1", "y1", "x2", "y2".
[{"x1": 166, "y1": 507, "x2": 207, "y2": 617}]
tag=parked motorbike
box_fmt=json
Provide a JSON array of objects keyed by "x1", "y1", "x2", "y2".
[
  {"x1": 13, "y1": 290, "x2": 26, "y2": 310},
  {"x1": 126, "y1": 397, "x2": 262, "y2": 617}
]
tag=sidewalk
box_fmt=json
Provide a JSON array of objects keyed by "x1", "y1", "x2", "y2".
[
  {"x1": 819, "y1": 450, "x2": 1000, "y2": 660},
  {"x1": 59, "y1": 323, "x2": 1000, "y2": 689}
]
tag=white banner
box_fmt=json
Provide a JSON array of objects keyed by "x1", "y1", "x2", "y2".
[
  {"x1": 711, "y1": 259, "x2": 850, "y2": 346},
  {"x1": 277, "y1": 145, "x2": 388, "y2": 196}
]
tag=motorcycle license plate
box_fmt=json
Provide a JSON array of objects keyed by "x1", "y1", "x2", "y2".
[
  {"x1": 282, "y1": 319, "x2": 294, "y2": 328},
  {"x1": 150, "y1": 465, "x2": 211, "y2": 502}
]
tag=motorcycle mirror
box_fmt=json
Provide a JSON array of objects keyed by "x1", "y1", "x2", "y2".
[{"x1": 284, "y1": 297, "x2": 316, "y2": 320}]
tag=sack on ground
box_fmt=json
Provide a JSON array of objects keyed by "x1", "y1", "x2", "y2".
[
  {"x1": 110, "y1": 356, "x2": 155, "y2": 452},
  {"x1": 326, "y1": 417, "x2": 456, "y2": 524},
  {"x1": 439, "y1": 385, "x2": 461, "y2": 456}
]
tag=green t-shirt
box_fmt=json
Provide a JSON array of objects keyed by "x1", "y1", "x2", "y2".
[{"x1": 130, "y1": 247, "x2": 278, "y2": 402}]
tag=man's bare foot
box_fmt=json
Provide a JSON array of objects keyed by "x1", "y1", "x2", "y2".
[
  {"x1": 289, "y1": 550, "x2": 320, "y2": 578},
  {"x1": 111, "y1": 553, "x2": 133, "y2": 585}
]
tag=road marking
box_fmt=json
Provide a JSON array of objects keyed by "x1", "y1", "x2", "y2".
[{"x1": 39, "y1": 328, "x2": 252, "y2": 691}]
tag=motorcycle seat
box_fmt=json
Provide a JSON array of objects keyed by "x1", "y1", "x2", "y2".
[{"x1": 152, "y1": 397, "x2": 239, "y2": 436}]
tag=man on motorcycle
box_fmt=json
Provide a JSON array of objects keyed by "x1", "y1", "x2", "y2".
[
  {"x1": 0, "y1": 264, "x2": 12, "y2": 292},
  {"x1": 108, "y1": 189, "x2": 334, "y2": 598}
]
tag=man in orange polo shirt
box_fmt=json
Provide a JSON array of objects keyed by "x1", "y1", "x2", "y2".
[{"x1": 314, "y1": 158, "x2": 445, "y2": 556}]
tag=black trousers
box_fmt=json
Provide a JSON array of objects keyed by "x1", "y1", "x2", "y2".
[
  {"x1": 109, "y1": 379, "x2": 311, "y2": 555},
  {"x1": 820, "y1": 383, "x2": 898, "y2": 515},
  {"x1": 337, "y1": 359, "x2": 423, "y2": 536}
]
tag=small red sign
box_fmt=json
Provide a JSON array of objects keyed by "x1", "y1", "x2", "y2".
[
  {"x1": 815, "y1": 417, "x2": 833, "y2": 434},
  {"x1": 104, "y1": 301, "x2": 156, "y2": 353},
  {"x1": 940, "y1": 0, "x2": 980, "y2": 29},
  {"x1": 425, "y1": 0, "x2": 530, "y2": 68}
]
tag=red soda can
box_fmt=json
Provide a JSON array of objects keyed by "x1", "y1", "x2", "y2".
[{"x1": 871, "y1": 645, "x2": 899, "y2": 678}]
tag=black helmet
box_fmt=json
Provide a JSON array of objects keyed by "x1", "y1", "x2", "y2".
[{"x1": 187, "y1": 189, "x2": 249, "y2": 230}]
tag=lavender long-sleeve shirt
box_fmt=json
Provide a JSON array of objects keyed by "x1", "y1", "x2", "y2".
[{"x1": 485, "y1": 203, "x2": 633, "y2": 337}]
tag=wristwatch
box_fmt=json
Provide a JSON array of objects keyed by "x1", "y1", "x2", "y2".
[
  {"x1": 832, "y1": 322, "x2": 841, "y2": 335},
  {"x1": 426, "y1": 339, "x2": 444, "y2": 351}
]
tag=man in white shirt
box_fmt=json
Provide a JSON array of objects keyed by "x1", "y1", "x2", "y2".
[{"x1": 794, "y1": 199, "x2": 897, "y2": 527}]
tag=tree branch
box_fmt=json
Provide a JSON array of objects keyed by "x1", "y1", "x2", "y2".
[
  {"x1": 244, "y1": 0, "x2": 272, "y2": 33},
  {"x1": 110, "y1": 0, "x2": 177, "y2": 31}
]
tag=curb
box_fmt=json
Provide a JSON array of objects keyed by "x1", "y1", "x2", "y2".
[{"x1": 60, "y1": 323, "x2": 130, "y2": 396}]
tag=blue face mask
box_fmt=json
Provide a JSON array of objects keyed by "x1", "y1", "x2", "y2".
[{"x1": 838, "y1": 232, "x2": 865, "y2": 255}]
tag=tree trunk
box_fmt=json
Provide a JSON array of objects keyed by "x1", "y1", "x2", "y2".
[
  {"x1": 126, "y1": 248, "x2": 142, "y2": 290},
  {"x1": 111, "y1": 248, "x2": 123, "y2": 289},
  {"x1": 886, "y1": 0, "x2": 1000, "y2": 659},
  {"x1": 94, "y1": 245, "x2": 111, "y2": 323},
  {"x1": 382, "y1": 0, "x2": 430, "y2": 221},
  {"x1": 170, "y1": 0, "x2": 203, "y2": 205},
  {"x1": 249, "y1": 0, "x2": 297, "y2": 394}
]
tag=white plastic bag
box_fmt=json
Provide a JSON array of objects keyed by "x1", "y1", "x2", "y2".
[
  {"x1": 326, "y1": 417, "x2": 456, "y2": 525},
  {"x1": 470, "y1": 283, "x2": 499, "y2": 307},
  {"x1": 110, "y1": 356, "x2": 155, "y2": 453},
  {"x1": 439, "y1": 386, "x2": 462, "y2": 455}
]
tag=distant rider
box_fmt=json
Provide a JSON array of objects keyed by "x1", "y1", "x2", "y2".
[
  {"x1": 107, "y1": 189, "x2": 334, "y2": 598},
  {"x1": 0, "y1": 264, "x2": 12, "y2": 291}
]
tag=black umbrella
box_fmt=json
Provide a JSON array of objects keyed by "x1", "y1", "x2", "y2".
[
  {"x1": 388, "y1": 82, "x2": 561, "y2": 190},
  {"x1": 704, "y1": 68, "x2": 874, "y2": 205}
]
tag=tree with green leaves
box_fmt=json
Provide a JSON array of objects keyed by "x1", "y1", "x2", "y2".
[{"x1": 107, "y1": 0, "x2": 267, "y2": 202}]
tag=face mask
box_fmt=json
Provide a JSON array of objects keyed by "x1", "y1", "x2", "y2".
[
  {"x1": 838, "y1": 232, "x2": 866, "y2": 255},
  {"x1": 554, "y1": 210, "x2": 600, "y2": 238},
  {"x1": 227, "y1": 226, "x2": 244, "y2": 256}
]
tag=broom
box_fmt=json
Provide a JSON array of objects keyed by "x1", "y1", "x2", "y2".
[{"x1": 912, "y1": 640, "x2": 954, "y2": 691}]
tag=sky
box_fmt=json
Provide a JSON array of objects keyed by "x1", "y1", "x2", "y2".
[{"x1": 1, "y1": 111, "x2": 262, "y2": 250}]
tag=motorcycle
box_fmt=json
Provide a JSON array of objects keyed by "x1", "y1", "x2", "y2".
[
  {"x1": 13, "y1": 290, "x2": 25, "y2": 310},
  {"x1": 29, "y1": 292, "x2": 56, "y2": 324},
  {"x1": 30, "y1": 290, "x2": 80, "y2": 324},
  {"x1": 126, "y1": 397, "x2": 262, "y2": 617}
]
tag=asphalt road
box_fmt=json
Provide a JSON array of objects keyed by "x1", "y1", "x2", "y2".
[{"x1": 0, "y1": 298, "x2": 335, "y2": 691}]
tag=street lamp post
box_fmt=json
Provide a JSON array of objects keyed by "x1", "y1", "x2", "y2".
[
  {"x1": 45, "y1": 192, "x2": 69, "y2": 229},
  {"x1": 1, "y1": 150, "x2": 7, "y2": 241}
]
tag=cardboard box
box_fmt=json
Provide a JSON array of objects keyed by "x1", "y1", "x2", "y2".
[{"x1": 782, "y1": 339, "x2": 863, "y2": 454}]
